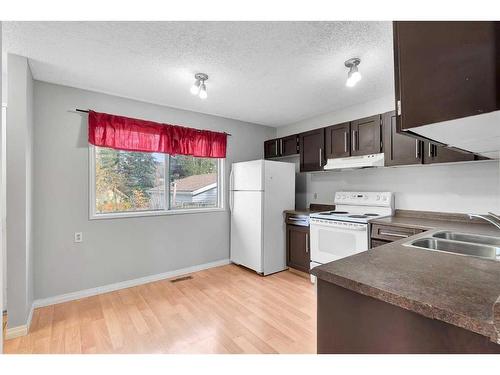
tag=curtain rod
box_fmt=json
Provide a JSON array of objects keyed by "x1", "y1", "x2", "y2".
[{"x1": 75, "y1": 108, "x2": 232, "y2": 136}]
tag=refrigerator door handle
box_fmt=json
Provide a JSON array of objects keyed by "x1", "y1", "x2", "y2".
[
  {"x1": 229, "y1": 167, "x2": 234, "y2": 191},
  {"x1": 229, "y1": 167, "x2": 234, "y2": 212}
]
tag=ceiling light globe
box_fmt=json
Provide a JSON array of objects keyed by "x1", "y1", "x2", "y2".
[
  {"x1": 346, "y1": 77, "x2": 356, "y2": 87},
  {"x1": 346, "y1": 67, "x2": 362, "y2": 87},
  {"x1": 199, "y1": 83, "x2": 208, "y2": 99},
  {"x1": 351, "y1": 71, "x2": 362, "y2": 83},
  {"x1": 190, "y1": 80, "x2": 201, "y2": 95}
]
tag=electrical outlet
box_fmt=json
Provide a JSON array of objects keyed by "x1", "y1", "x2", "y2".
[
  {"x1": 313, "y1": 193, "x2": 318, "y2": 200},
  {"x1": 74, "y1": 232, "x2": 83, "y2": 243}
]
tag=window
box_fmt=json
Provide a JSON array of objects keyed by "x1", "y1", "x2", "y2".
[{"x1": 90, "y1": 146, "x2": 224, "y2": 218}]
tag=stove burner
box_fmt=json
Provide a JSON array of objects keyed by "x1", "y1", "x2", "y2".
[
  {"x1": 319, "y1": 211, "x2": 349, "y2": 215},
  {"x1": 348, "y1": 215, "x2": 368, "y2": 218},
  {"x1": 364, "y1": 213, "x2": 380, "y2": 217}
]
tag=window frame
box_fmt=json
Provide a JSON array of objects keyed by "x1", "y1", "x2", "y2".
[{"x1": 88, "y1": 145, "x2": 225, "y2": 220}]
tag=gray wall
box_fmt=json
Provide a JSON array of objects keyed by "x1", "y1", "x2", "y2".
[
  {"x1": 276, "y1": 95, "x2": 395, "y2": 138},
  {"x1": 33, "y1": 81, "x2": 275, "y2": 300},
  {"x1": 305, "y1": 161, "x2": 500, "y2": 213},
  {"x1": 6, "y1": 54, "x2": 34, "y2": 327}
]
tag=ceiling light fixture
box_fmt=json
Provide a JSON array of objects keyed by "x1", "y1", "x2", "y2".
[
  {"x1": 190, "y1": 73, "x2": 209, "y2": 99},
  {"x1": 345, "y1": 58, "x2": 362, "y2": 87}
]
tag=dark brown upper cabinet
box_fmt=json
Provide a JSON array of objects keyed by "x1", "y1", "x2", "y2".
[
  {"x1": 325, "y1": 122, "x2": 350, "y2": 159},
  {"x1": 281, "y1": 135, "x2": 299, "y2": 156},
  {"x1": 423, "y1": 141, "x2": 475, "y2": 164},
  {"x1": 382, "y1": 111, "x2": 423, "y2": 166},
  {"x1": 394, "y1": 21, "x2": 500, "y2": 132},
  {"x1": 264, "y1": 138, "x2": 280, "y2": 158},
  {"x1": 350, "y1": 115, "x2": 382, "y2": 156},
  {"x1": 299, "y1": 128, "x2": 325, "y2": 172},
  {"x1": 264, "y1": 135, "x2": 299, "y2": 159}
]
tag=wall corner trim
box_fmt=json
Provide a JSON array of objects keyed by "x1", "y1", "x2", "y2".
[
  {"x1": 33, "y1": 258, "x2": 231, "y2": 309},
  {"x1": 5, "y1": 303, "x2": 34, "y2": 340}
]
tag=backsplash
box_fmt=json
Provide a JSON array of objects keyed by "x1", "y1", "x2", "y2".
[{"x1": 288, "y1": 159, "x2": 500, "y2": 213}]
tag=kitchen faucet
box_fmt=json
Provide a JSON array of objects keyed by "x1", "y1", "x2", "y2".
[{"x1": 468, "y1": 212, "x2": 500, "y2": 231}]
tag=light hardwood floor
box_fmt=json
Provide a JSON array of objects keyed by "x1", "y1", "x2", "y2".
[{"x1": 3, "y1": 264, "x2": 316, "y2": 354}]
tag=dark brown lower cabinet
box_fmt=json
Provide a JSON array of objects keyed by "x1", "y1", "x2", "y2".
[
  {"x1": 383, "y1": 111, "x2": 423, "y2": 166},
  {"x1": 423, "y1": 141, "x2": 475, "y2": 164},
  {"x1": 286, "y1": 225, "x2": 310, "y2": 273},
  {"x1": 370, "y1": 223, "x2": 425, "y2": 249},
  {"x1": 317, "y1": 280, "x2": 500, "y2": 353}
]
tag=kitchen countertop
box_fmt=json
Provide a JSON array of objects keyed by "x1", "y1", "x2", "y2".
[
  {"x1": 369, "y1": 214, "x2": 494, "y2": 232},
  {"x1": 311, "y1": 215, "x2": 500, "y2": 344},
  {"x1": 284, "y1": 209, "x2": 312, "y2": 215},
  {"x1": 284, "y1": 203, "x2": 335, "y2": 216}
]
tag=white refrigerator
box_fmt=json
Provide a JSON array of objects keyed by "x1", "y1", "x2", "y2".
[{"x1": 230, "y1": 159, "x2": 295, "y2": 275}]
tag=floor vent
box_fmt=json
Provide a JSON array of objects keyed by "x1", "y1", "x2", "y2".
[{"x1": 170, "y1": 275, "x2": 193, "y2": 283}]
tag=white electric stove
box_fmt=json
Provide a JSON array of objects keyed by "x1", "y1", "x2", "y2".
[{"x1": 309, "y1": 192, "x2": 394, "y2": 281}]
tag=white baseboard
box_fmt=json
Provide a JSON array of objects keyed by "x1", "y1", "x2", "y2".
[
  {"x1": 33, "y1": 259, "x2": 230, "y2": 309},
  {"x1": 5, "y1": 303, "x2": 34, "y2": 340}
]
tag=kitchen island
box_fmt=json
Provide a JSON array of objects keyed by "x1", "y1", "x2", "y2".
[{"x1": 311, "y1": 216, "x2": 500, "y2": 354}]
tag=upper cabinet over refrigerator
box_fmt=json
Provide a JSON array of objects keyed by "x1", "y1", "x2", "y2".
[{"x1": 393, "y1": 21, "x2": 500, "y2": 159}]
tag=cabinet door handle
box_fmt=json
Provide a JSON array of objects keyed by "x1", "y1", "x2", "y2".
[
  {"x1": 415, "y1": 140, "x2": 420, "y2": 159},
  {"x1": 352, "y1": 131, "x2": 356, "y2": 151},
  {"x1": 379, "y1": 231, "x2": 410, "y2": 238},
  {"x1": 318, "y1": 148, "x2": 323, "y2": 167},
  {"x1": 428, "y1": 143, "x2": 432, "y2": 158},
  {"x1": 344, "y1": 132, "x2": 348, "y2": 153},
  {"x1": 305, "y1": 233, "x2": 309, "y2": 253},
  {"x1": 275, "y1": 140, "x2": 279, "y2": 156},
  {"x1": 280, "y1": 139, "x2": 283, "y2": 155}
]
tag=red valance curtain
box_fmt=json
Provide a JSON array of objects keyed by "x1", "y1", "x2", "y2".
[{"x1": 88, "y1": 111, "x2": 227, "y2": 158}]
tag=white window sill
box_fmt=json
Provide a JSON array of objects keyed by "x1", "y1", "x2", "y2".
[{"x1": 90, "y1": 207, "x2": 226, "y2": 220}]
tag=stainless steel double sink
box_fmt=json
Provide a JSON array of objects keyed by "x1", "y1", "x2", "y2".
[{"x1": 404, "y1": 231, "x2": 500, "y2": 261}]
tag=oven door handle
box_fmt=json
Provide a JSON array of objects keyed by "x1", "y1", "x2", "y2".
[{"x1": 310, "y1": 223, "x2": 366, "y2": 230}]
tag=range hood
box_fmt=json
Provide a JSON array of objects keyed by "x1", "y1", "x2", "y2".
[
  {"x1": 323, "y1": 153, "x2": 385, "y2": 171},
  {"x1": 409, "y1": 111, "x2": 500, "y2": 159}
]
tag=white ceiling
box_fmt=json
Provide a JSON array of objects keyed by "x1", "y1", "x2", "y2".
[{"x1": 3, "y1": 21, "x2": 395, "y2": 127}]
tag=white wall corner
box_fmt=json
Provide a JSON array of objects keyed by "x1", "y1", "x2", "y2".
[{"x1": 5, "y1": 303, "x2": 34, "y2": 340}]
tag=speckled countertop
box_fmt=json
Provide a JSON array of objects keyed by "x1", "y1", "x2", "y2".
[
  {"x1": 311, "y1": 216, "x2": 500, "y2": 344},
  {"x1": 284, "y1": 209, "x2": 312, "y2": 215},
  {"x1": 284, "y1": 203, "x2": 335, "y2": 216}
]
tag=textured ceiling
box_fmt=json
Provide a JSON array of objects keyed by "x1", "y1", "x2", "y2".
[{"x1": 4, "y1": 21, "x2": 394, "y2": 127}]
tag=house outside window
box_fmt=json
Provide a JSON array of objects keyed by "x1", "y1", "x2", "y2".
[{"x1": 90, "y1": 146, "x2": 224, "y2": 219}]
